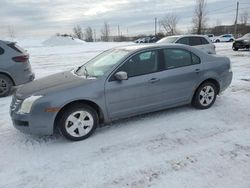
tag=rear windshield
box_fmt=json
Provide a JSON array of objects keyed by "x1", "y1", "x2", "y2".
[
  {"x1": 7, "y1": 43, "x2": 25, "y2": 53},
  {"x1": 157, "y1": 37, "x2": 179, "y2": 44},
  {"x1": 243, "y1": 33, "x2": 250, "y2": 38}
]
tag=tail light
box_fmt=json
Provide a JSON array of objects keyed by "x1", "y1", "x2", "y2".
[{"x1": 12, "y1": 55, "x2": 29, "y2": 63}]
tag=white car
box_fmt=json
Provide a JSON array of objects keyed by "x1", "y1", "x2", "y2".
[
  {"x1": 213, "y1": 34, "x2": 235, "y2": 43},
  {"x1": 157, "y1": 35, "x2": 216, "y2": 54}
]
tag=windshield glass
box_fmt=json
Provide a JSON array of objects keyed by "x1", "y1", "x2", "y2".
[
  {"x1": 243, "y1": 33, "x2": 250, "y2": 38},
  {"x1": 157, "y1": 37, "x2": 179, "y2": 43},
  {"x1": 75, "y1": 49, "x2": 130, "y2": 77}
]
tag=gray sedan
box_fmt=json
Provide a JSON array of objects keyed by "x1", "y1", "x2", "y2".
[{"x1": 10, "y1": 44, "x2": 232, "y2": 141}]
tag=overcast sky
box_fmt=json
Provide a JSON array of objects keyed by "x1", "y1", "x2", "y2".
[{"x1": 0, "y1": 0, "x2": 249, "y2": 38}]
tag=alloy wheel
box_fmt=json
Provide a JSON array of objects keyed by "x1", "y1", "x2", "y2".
[
  {"x1": 199, "y1": 86, "x2": 215, "y2": 107},
  {"x1": 65, "y1": 110, "x2": 94, "y2": 137}
]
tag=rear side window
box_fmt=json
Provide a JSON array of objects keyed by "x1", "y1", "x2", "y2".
[
  {"x1": 192, "y1": 53, "x2": 201, "y2": 64},
  {"x1": 201, "y1": 37, "x2": 209, "y2": 44},
  {"x1": 163, "y1": 49, "x2": 192, "y2": 69},
  {"x1": 189, "y1": 37, "x2": 202, "y2": 46},
  {"x1": 0, "y1": 47, "x2": 4, "y2": 55},
  {"x1": 7, "y1": 43, "x2": 25, "y2": 53},
  {"x1": 176, "y1": 37, "x2": 189, "y2": 45}
]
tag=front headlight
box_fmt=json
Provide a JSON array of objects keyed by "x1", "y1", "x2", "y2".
[{"x1": 18, "y1": 95, "x2": 42, "y2": 114}]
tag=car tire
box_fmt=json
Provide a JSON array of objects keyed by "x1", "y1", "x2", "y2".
[
  {"x1": 192, "y1": 82, "x2": 218, "y2": 109},
  {"x1": 233, "y1": 47, "x2": 238, "y2": 51},
  {"x1": 216, "y1": 39, "x2": 220, "y2": 43},
  {"x1": 58, "y1": 104, "x2": 98, "y2": 141},
  {"x1": 229, "y1": 39, "x2": 234, "y2": 42},
  {"x1": 0, "y1": 74, "x2": 13, "y2": 97}
]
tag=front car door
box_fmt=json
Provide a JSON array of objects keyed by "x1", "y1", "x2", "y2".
[{"x1": 104, "y1": 50, "x2": 162, "y2": 120}]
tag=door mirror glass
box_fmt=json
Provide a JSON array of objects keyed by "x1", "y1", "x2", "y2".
[{"x1": 115, "y1": 71, "x2": 128, "y2": 81}]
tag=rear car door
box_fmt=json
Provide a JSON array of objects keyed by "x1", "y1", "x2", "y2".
[
  {"x1": 105, "y1": 50, "x2": 163, "y2": 119},
  {"x1": 155, "y1": 48, "x2": 203, "y2": 106}
]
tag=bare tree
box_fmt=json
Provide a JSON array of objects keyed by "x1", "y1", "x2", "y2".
[
  {"x1": 192, "y1": 0, "x2": 208, "y2": 34},
  {"x1": 240, "y1": 11, "x2": 249, "y2": 25},
  {"x1": 160, "y1": 13, "x2": 179, "y2": 35},
  {"x1": 84, "y1": 27, "x2": 93, "y2": 42},
  {"x1": 8, "y1": 26, "x2": 15, "y2": 41},
  {"x1": 73, "y1": 25, "x2": 83, "y2": 40},
  {"x1": 101, "y1": 22, "x2": 110, "y2": 42}
]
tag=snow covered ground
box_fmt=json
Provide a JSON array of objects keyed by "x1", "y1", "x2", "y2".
[{"x1": 0, "y1": 40, "x2": 250, "y2": 188}]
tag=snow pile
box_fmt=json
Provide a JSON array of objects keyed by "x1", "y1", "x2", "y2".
[{"x1": 42, "y1": 36, "x2": 87, "y2": 46}]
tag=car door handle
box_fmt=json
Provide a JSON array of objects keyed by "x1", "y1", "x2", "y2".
[
  {"x1": 148, "y1": 78, "x2": 160, "y2": 83},
  {"x1": 195, "y1": 69, "x2": 200, "y2": 73}
]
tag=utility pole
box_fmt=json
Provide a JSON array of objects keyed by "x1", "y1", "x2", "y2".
[
  {"x1": 94, "y1": 29, "x2": 96, "y2": 42},
  {"x1": 155, "y1": 17, "x2": 157, "y2": 36},
  {"x1": 234, "y1": 1, "x2": 239, "y2": 37},
  {"x1": 118, "y1": 25, "x2": 120, "y2": 37}
]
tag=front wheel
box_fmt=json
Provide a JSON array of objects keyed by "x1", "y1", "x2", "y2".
[
  {"x1": 58, "y1": 104, "x2": 98, "y2": 141},
  {"x1": 192, "y1": 82, "x2": 218, "y2": 109}
]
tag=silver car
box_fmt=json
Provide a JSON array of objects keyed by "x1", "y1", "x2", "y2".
[
  {"x1": 10, "y1": 44, "x2": 232, "y2": 141},
  {"x1": 157, "y1": 35, "x2": 216, "y2": 54},
  {"x1": 0, "y1": 40, "x2": 35, "y2": 97}
]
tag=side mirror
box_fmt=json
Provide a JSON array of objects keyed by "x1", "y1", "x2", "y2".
[{"x1": 114, "y1": 71, "x2": 128, "y2": 81}]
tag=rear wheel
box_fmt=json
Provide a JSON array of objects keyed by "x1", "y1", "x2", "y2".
[
  {"x1": 233, "y1": 47, "x2": 239, "y2": 51},
  {"x1": 229, "y1": 39, "x2": 234, "y2": 42},
  {"x1": 0, "y1": 74, "x2": 13, "y2": 97},
  {"x1": 58, "y1": 104, "x2": 98, "y2": 141},
  {"x1": 192, "y1": 82, "x2": 218, "y2": 109}
]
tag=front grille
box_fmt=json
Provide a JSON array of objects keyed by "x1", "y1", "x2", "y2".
[{"x1": 11, "y1": 97, "x2": 22, "y2": 112}]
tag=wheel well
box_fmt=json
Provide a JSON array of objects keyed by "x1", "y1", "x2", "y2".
[
  {"x1": 54, "y1": 100, "x2": 105, "y2": 131},
  {"x1": 0, "y1": 72, "x2": 15, "y2": 86},
  {"x1": 193, "y1": 79, "x2": 220, "y2": 102}
]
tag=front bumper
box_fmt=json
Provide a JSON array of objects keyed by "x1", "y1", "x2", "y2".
[
  {"x1": 11, "y1": 112, "x2": 54, "y2": 135},
  {"x1": 10, "y1": 97, "x2": 56, "y2": 136}
]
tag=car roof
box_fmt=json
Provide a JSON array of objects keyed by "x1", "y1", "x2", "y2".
[
  {"x1": 162, "y1": 34, "x2": 208, "y2": 38},
  {"x1": 114, "y1": 43, "x2": 193, "y2": 51}
]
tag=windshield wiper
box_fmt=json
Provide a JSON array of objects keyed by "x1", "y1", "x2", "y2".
[{"x1": 84, "y1": 67, "x2": 89, "y2": 78}]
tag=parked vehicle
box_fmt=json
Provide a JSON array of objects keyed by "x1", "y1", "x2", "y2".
[
  {"x1": 206, "y1": 34, "x2": 215, "y2": 42},
  {"x1": 213, "y1": 34, "x2": 235, "y2": 43},
  {"x1": 134, "y1": 36, "x2": 158, "y2": 43},
  {"x1": 157, "y1": 35, "x2": 216, "y2": 54},
  {"x1": 232, "y1": 33, "x2": 250, "y2": 51},
  {"x1": 10, "y1": 44, "x2": 232, "y2": 141},
  {"x1": 0, "y1": 40, "x2": 35, "y2": 97}
]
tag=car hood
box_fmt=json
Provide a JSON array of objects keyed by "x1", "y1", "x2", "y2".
[
  {"x1": 16, "y1": 71, "x2": 96, "y2": 99},
  {"x1": 235, "y1": 37, "x2": 250, "y2": 42}
]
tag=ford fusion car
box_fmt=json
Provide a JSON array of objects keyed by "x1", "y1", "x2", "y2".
[{"x1": 10, "y1": 44, "x2": 232, "y2": 141}]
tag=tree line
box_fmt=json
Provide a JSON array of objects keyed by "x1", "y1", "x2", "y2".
[{"x1": 57, "y1": 0, "x2": 249, "y2": 42}]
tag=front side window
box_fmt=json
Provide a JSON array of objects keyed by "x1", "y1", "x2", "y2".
[
  {"x1": 163, "y1": 49, "x2": 192, "y2": 69},
  {"x1": 117, "y1": 50, "x2": 158, "y2": 77},
  {"x1": 176, "y1": 37, "x2": 189, "y2": 45}
]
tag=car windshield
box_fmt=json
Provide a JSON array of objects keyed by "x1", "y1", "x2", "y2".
[
  {"x1": 242, "y1": 33, "x2": 250, "y2": 38},
  {"x1": 75, "y1": 49, "x2": 130, "y2": 78},
  {"x1": 157, "y1": 37, "x2": 179, "y2": 43}
]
